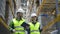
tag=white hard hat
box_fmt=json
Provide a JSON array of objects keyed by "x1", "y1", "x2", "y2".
[
  {"x1": 16, "y1": 8, "x2": 25, "y2": 13},
  {"x1": 31, "y1": 13, "x2": 37, "y2": 17}
]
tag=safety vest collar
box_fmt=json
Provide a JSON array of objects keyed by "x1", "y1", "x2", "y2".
[
  {"x1": 29, "y1": 22, "x2": 40, "y2": 31},
  {"x1": 13, "y1": 18, "x2": 25, "y2": 32}
]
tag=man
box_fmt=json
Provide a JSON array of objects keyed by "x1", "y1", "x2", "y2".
[
  {"x1": 9, "y1": 8, "x2": 29, "y2": 34},
  {"x1": 27, "y1": 13, "x2": 42, "y2": 34}
]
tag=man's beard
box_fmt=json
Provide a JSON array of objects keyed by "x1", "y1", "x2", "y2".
[
  {"x1": 17, "y1": 16, "x2": 22, "y2": 20},
  {"x1": 32, "y1": 20, "x2": 36, "y2": 23}
]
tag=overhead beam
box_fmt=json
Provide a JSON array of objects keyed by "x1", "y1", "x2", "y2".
[
  {"x1": 8, "y1": 0, "x2": 14, "y2": 17},
  {"x1": 44, "y1": 2, "x2": 60, "y2": 4},
  {"x1": 0, "y1": 17, "x2": 9, "y2": 30},
  {"x1": 36, "y1": 0, "x2": 46, "y2": 16}
]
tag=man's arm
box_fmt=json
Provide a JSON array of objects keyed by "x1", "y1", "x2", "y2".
[
  {"x1": 21, "y1": 22, "x2": 29, "y2": 28},
  {"x1": 21, "y1": 22, "x2": 30, "y2": 34},
  {"x1": 9, "y1": 21, "x2": 14, "y2": 32},
  {"x1": 9, "y1": 21, "x2": 14, "y2": 29}
]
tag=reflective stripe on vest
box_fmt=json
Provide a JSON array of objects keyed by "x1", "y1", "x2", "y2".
[
  {"x1": 13, "y1": 18, "x2": 25, "y2": 32},
  {"x1": 30, "y1": 30, "x2": 39, "y2": 32},
  {"x1": 28, "y1": 22, "x2": 40, "y2": 34}
]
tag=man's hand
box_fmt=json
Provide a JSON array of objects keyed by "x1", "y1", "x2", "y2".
[{"x1": 12, "y1": 29, "x2": 16, "y2": 32}]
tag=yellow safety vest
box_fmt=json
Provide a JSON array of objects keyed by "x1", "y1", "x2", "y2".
[
  {"x1": 28, "y1": 22, "x2": 40, "y2": 34},
  {"x1": 13, "y1": 18, "x2": 25, "y2": 34}
]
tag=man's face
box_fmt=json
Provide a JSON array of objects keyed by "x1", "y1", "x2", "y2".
[
  {"x1": 31, "y1": 16, "x2": 37, "y2": 21},
  {"x1": 17, "y1": 12, "x2": 23, "y2": 18}
]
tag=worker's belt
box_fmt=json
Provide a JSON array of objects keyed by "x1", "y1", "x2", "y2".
[
  {"x1": 15, "y1": 30, "x2": 25, "y2": 32},
  {"x1": 30, "y1": 30, "x2": 39, "y2": 32}
]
